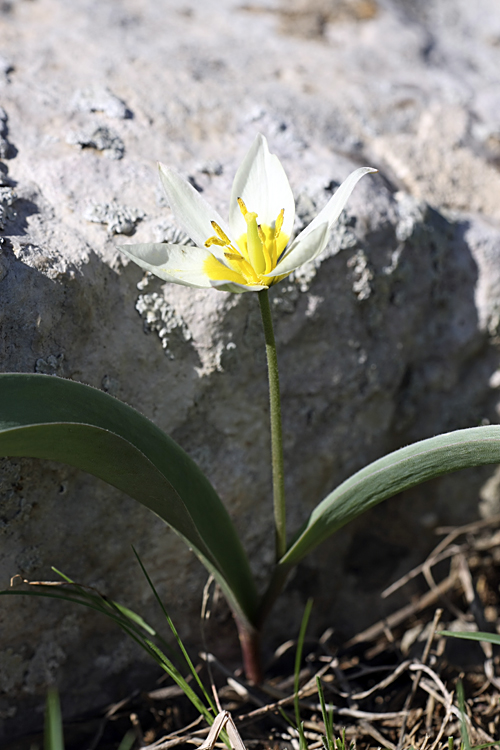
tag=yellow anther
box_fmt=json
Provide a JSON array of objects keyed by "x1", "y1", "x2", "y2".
[
  {"x1": 275, "y1": 208, "x2": 284, "y2": 239},
  {"x1": 224, "y1": 252, "x2": 243, "y2": 262},
  {"x1": 257, "y1": 225, "x2": 266, "y2": 244},
  {"x1": 211, "y1": 221, "x2": 232, "y2": 245},
  {"x1": 237, "y1": 197, "x2": 248, "y2": 217},
  {"x1": 205, "y1": 236, "x2": 227, "y2": 248}
]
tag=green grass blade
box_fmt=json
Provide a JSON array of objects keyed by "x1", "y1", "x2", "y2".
[
  {"x1": 108, "y1": 601, "x2": 157, "y2": 636},
  {"x1": 439, "y1": 630, "x2": 500, "y2": 646},
  {"x1": 50, "y1": 567, "x2": 158, "y2": 636},
  {"x1": 132, "y1": 547, "x2": 216, "y2": 711},
  {"x1": 35, "y1": 585, "x2": 201, "y2": 707},
  {"x1": 294, "y1": 599, "x2": 313, "y2": 734},
  {"x1": 0, "y1": 567, "x2": 177, "y2": 666},
  {"x1": 280, "y1": 426, "x2": 500, "y2": 566},
  {"x1": 457, "y1": 681, "x2": 471, "y2": 750},
  {"x1": 0, "y1": 373, "x2": 258, "y2": 627},
  {"x1": 316, "y1": 676, "x2": 334, "y2": 750},
  {"x1": 1, "y1": 583, "x2": 208, "y2": 713},
  {"x1": 117, "y1": 730, "x2": 136, "y2": 750},
  {"x1": 339, "y1": 728, "x2": 350, "y2": 750},
  {"x1": 277, "y1": 706, "x2": 296, "y2": 729},
  {"x1": 0, "y1": 588, "x2": 167, "y2": 663},
  {"x1": 44, "y1": 687, "x2": 64, "y2": 750},
  {"x1": 144, "y1": 639, "x2": 213, "y2": 722},
  {"x1": 298, "y1": 721, "x2": 307, "y2": 750}
]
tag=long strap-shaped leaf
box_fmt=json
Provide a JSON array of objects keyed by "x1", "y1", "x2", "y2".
[
  {"x1": 280, "y1": 426, "x2": 500, "y2": 567},
  {"x1": 0, "y1": 373, "x2": 258, "y2": 627}
]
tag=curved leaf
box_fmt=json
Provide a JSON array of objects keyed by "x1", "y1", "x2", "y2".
[
  {"x1": 0, "y1": 373, "x2": 258, "y2": 627},
  {"x1": 280, "y1": 426, "x2": 500, "y2": 567}
]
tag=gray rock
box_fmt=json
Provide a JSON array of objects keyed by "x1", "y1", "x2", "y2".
[
  {"x1": 83, "y1": 201, "x2": 144, "y2": 235},
  {"x1": 66, "y1": 125, "x2": 125, "y2": 160},
  {"x1": 135, "y1": 292, "x2": 193, "y2": 359},
  {"x1": 0, "y1": 107, "x2": 14, "y2": 160},
  {"x1": 0, "y1": 187, "x2": 16, "y2": 230},
  {"x1": 34, "y1": 353, "x2": 65, "y2": 376},
  {"x1": 0, "y1": 55, "x2": 14, "y2": 80},
  {"x1": 1, "y1": 0, "x2": 500, "y2": 739},
  {"x1": 70, "y1": 86, "x2": 131, "y2": 119}
]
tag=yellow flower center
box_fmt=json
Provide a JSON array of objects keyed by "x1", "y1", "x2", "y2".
[{"x1": 203, "y1": 199, "x2": 289, "y2": 288}]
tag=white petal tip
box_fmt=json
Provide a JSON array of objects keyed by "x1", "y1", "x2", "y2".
[{"x1": 353, "y1": 166, "x2": 378, "y2": 176}]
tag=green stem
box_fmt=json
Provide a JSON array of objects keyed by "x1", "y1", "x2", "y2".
[{"x1": 258, "y1": 288, "x2": 286, "y2": 562}]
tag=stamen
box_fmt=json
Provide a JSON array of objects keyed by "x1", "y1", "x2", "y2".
[
  {"x1": 205, "y1": 236, "x2": 228, "y2": 248},
  {"x1": 237, "y1": 197, "x2": 248, "y2": 217},
  {"x1": 211, "y1": 221, "x2": 232, "y2": 245},
  {"x1": 275, "y1": 208, "x2": 284, "y2": 239},
  {"x1": 257, "y1": 225, "x2": 266, "y2": 244},
  {"x1": 261, "y1": 238, "x2": 272, "y2": 275},
  {"x1": 225, "y1": 251, "x2": 260, "y2": 283}
]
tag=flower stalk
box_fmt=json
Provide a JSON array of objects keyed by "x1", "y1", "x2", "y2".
[{"x1": 258, "y1": 288, "x2": 287, "y2": 562}]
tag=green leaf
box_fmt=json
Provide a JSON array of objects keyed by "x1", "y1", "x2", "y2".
[
  {"x1": 0, "y1": 373, "x2": 258, "y2": 627},
  {"x1": 280, "y1": 426, "x2": 500, "y2": 567},
  {"x1": 439, "y1": 630, "x2": 500, "y2": 646}
]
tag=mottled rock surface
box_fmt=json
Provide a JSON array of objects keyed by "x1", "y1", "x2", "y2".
[{"x1": 1, "y1": 0, "x2": 500, "y2": 738}]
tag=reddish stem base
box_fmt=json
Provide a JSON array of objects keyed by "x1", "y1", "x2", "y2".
[{"x1": 235, "y1": 619, "x2": 263, "y2": 685}]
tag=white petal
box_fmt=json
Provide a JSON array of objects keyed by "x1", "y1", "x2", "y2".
[
  {"x1": 265, "y1": 223, "x2": 330, "y2": 277},
  {"x1": 229, "y1": 134, "x2": 295, "y2": 240},
  {"x1": 210, "y1": 279, "x2": 268, "y2": 293},
  {"x1": 158, "y1": 163, "x2": 234, "y2": 258},
  {"x1": 120, "y1": 242, "x2": 214, "y2": 288},
  {"x1": 293, "y1": 167, "x2": 377, "y2": 247}
]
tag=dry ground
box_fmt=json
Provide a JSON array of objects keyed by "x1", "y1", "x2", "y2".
[{"x1": 7, "y1": 515, "x2": 500, "y2": 750}]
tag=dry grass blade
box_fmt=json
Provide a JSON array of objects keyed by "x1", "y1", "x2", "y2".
[
  {"x1": 381, "y1": 543, "x2": 463, "y2": 598},
  {"x1": 347, "y1": 572, "x2": 459, "y2": 646},
  {"x1": 396, "y1": 609, "x2": 443, "y2": 750},
  {"x1": 359, "y1": 720, "x2": 397, "y2": 750},
  {"x1": 198, "y1": 711, "x2": 246, "y2": 750},
  {"x1": 347, "y1": 660, "x2": 412, "y2": 700}
]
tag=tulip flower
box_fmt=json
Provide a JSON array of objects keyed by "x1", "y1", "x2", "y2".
[{"x1": 121, "y1": 135, "x2": 376, "y2": 293}]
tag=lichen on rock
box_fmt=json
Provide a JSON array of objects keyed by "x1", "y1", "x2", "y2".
[{"x1": 135, "y1": 292, "x2": 193, "y2": 359}]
